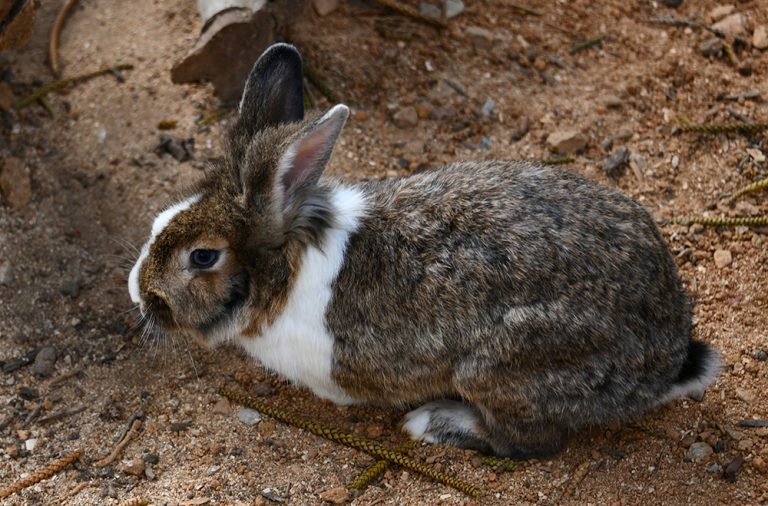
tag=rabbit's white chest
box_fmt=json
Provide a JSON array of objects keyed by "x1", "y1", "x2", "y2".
[{"x1": 237, "y1": 186, "x2": 366, "y2": 405}]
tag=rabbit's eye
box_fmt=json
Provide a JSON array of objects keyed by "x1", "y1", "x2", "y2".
[{"x1": 190, "y1": 249, "x2": 220, "y2": 269}]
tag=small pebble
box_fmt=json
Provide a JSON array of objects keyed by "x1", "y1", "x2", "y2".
[
  {"x1": 713, "y1": 249, "x2": 732, "y2": 268},
  {"x1": 0, "y1": 157, "x2": 32, "y2": 210},
  {"x1": 212, "y1": 398, "x2": 231, "y2": 415},
  {"x1": 31, "y1": 346, "x2": 58, "y2": 377},
  {"x1": 722, "y1": 456, "x2": 744, "y2": 482},
  {"x1": 546, "y1": 129, "x2": 587, "y2": 155},
  {"x1": 236, "y1": 407, "x2": 261, "y2": 426},
  {"x1": 709, "y1": 5, "x2": 735, "y2": 22},
  {"x1": 685, "y1": 442, "x2": 713, "y2": 462},
  {"x1": 602, "y1": 147, "x2": 630, "y2": 176},
  {"x1": 699, "y1": 37, "x2": 724, "y2": 57},
  {"x1": 318, "y1": 486, "x2": 349, "y2": 504},
  {"x1": 479, "y1": 98, "x2": 496, "y2": 117},
  {"x1": 752, "y1": 456, "x2": 767, "y2": 474},
  {"x1": 711, "y1": 13, "x2": 745, "y2": 37},
  {"x1": 705, "y1": 462, "x2": 722, "y2": 473},
  {"x1": 754, "y1": 25, "x2": 768, "y2": 50},
  {"x1": 121, "y1": 457, "x2": 145, "y2": 476},
  {"x1": 751, "y1": 348, "x2": 767, "y2": 361},
  {"x1": 24, "y1": 438, "x2": 37, "y2": 451},
  {"x1": 735, "y1": 388, "x2": 756, "y2": 403}
]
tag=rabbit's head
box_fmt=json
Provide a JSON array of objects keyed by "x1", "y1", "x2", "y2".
[{"x1": 128, "y1": 44, "x2": 349, "y2": 343}]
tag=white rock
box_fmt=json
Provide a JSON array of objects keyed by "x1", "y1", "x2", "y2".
[
  {"x1": 713, "y1": 249, "x2": 732, "y2": 268},
  {"x1": 685, "y1": 442, "x2": 713, "y2": 462},
  {"x1": 753, "y1": 25, "x2": 768, "y2": 50},
  {"x1": 25, "y1": 438, "x2": 37, "y2": 451},
  {"x1": 712, "y1": 13, "x2": 745, "y2": 37},
  {"x1": 747, "y1": 148, "x2": 766, "y2": 162},
  {"x1": 236, "y1": 407, "x2": 261, "y2": 426},
  {"x1": 709, "y1": 5, "x2": 735, "y2": 22}
]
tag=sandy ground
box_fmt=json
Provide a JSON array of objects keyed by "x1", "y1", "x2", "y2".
[{"x1": 1, "y1": 0, "x2": 767, "y2": 504}]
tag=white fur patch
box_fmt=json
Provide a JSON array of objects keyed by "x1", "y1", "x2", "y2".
[
  {"x1": 128, "y1": 195, "x2": 201, "y2": 305},
  {"x1": 238, "y1": 185, "x2": 367, "y2": 405},
  {"x1": 403, "y1": 400, "x2": 481, "y2": 443},
  {"x1": 657, "y1": 348, "x2": 722, "y2": 405},
  {"x1": 402, "y1": 406, "x2": 435, "y2": 442}
]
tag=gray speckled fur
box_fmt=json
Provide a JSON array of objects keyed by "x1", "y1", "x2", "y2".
[{"x1": 326, "y1": 160, "x2": 692, "y2": 457}]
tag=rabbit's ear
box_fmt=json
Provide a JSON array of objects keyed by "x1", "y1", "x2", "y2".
[
  {"x1": 277, "y1": 104, "x2": 349, "y2": 203},
  {"x1": 262, "y1": 104, "x2": 349, "y2": 239},
  {"x1": 239, "y1": 43, "x2": 304, "y2": 134}
]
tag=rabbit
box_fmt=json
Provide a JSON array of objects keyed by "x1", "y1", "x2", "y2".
[{"x1": 128, "y1": 43, "x2": 721, "y2": 458}]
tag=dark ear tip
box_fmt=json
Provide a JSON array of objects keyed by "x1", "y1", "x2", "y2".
[{"x1": 257, "y1": 43, "x2": 303, "y2": 67}]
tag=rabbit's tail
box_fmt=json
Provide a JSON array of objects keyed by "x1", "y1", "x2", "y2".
[{"x1": 658, "y1": 340, "x2": 721, "y2": 405}]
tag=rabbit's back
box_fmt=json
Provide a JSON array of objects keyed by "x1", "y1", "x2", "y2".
[{"x1": 327, "y1": 161, "x2": 690, "y2": 425}]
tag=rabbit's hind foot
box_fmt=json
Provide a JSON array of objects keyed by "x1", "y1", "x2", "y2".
[
  {"x1": 402, "y1": 399, "x2": 566, "y2": 459},
  {"x1": 402, "y1": 400, "x2": 494, "y2": 454}
]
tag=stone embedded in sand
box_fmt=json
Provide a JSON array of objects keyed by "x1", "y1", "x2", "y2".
[
  {"x1": 713, "y1": 249, "x2": 732, "y2": 268},
  {"x1": 709, "y1": 5, "x2": 735, "y2": 22},
  {"x1": 753, "y1": 25, "x2": 768, "y2": 50},
  {"x1": 0, "y1": 157, "x2": 32, "y2": 209},
  {"x1": 735, "y1": 388, "x2": 756, "y2": 403},
  {"x1": 236, "y1": 407, "x2": 261, "y2": 426},
  {"x1": 712, "y1": 13, "x2": 745, "y2": 37},
  {"x1": 685, "y1": 442, "x2": 714, "y2": 462},
  {"x1": 546, "y1": 129, "x2": 588, "y2": 155},
  {"x1": 318, "y1": 486, "x2": 349, "y2": 504}
]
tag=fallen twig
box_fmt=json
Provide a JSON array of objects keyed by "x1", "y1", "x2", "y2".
[
  {"x1": 0, "y1": 448, "x2": 83, "y2": 499},
  {"x1": 349, "y1": 439, "x2": 414, "y2": 491},
  {"x1": 94, "y1": 418, "x2": 142, "y2": 468},
  {"x1": 47, "y1": 365, "x2": 85, "y2": 387},
  {"x1": 372, "y1": 0, "x2": 446, "y2": 27},
  {"x1": 37, "y1": 406, "x2": 86, "y2": 425},
  {"x1": 49, "y1": 0, "x2": 79, "y2": 77},
  {"x1": 220, "y1": 389, "x2": 483, "y2": 498},
  {"x1": 508, "y1": 3, "x2": 541, "y2": 16},
  {"x1": 569, "y1": 35, "x2": 603, "y2": 54},
  {"x1": 14, "y1": 64, "x2": 134, "y2": 108},
  {"x1": 723, "y1": 40, "x2": 740, "y2": 67}
]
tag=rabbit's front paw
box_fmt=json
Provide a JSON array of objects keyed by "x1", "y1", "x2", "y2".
[{"x1": 402, "y1": 400, "x2": 494, "y2": 454}]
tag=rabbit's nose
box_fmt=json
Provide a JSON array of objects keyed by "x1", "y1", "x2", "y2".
[{"x1": 146, "y1": 291, "x2": 173, "y2": 321}]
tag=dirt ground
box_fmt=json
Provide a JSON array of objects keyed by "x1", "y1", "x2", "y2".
[{"x1": 1, "y1": 0, "x2": 767, "y2": 504}]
